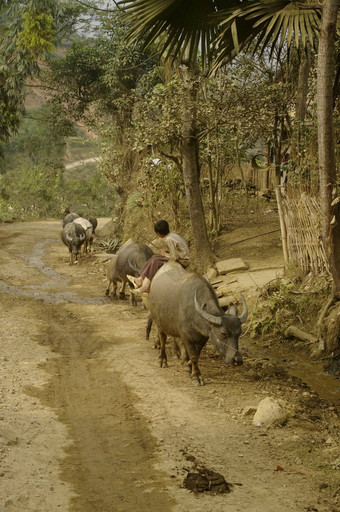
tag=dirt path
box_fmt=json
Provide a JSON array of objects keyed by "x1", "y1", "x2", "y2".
[
  {"x1": 0, "y1": 219, "x2": 339, "y2": 512},
  {"x1": 65, "y1": 157, "x2": 100, "y2": 170}
]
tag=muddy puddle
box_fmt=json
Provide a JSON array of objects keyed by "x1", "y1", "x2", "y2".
[
  {"x1": 246, "y1": 340, "x2": 340, "y2": 408},
  {"x1": 0, "y1": 280, "x2": 108, "y2": 304},
  {"x1": 1, "y1": 238, "x2": 108, "y2": 305}
]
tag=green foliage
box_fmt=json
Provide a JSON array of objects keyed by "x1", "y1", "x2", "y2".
[
  {"x1": 0, "y1": 165, "x2": 116, "y2": 221},
  {"x1": 0, "y1": 0, "x2": 88, "y2": 147},
  {"x1": 0, "y1": 71, "x2": 22, "y2": 144},
  {"x1": 1, "y1": 104, "x2": 71, "y2": 172},
  {"x1": 44, "y1": 10, "x2": 159, "y2": 126},
  {"x1": 126, "y1": 190, "x2": 144, "y2": 211},
  {"x1": 0, "y1": 101, "x2": 116, "y2": 221},
  {"x1": 16, "y1": 10, "x2": 55, "y2": 58},
  {"x1": 139, "y1": 158, "x2": 184, "y2": 204}
]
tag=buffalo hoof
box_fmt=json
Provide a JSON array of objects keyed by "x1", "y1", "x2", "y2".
[{"x1": 192, "y1": 376, "x2": 205, "y2": 386}]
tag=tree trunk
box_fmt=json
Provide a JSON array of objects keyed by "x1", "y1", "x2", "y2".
[
  {"x1": 181, "y1": 68, "x2": 214, "y2": 268},
  {"x1": 317, "y1": 0, "x2": 340, "y2": 300},
  {"x1": 234, "y1": 125, "x2": 248, "y2": 198},
  {"x1": 296, "y1": 50, "x2": 311, "y2": 123}
]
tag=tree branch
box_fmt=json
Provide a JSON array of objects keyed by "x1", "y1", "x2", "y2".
[{"x1": 74, "y1": 0, "x2": 118, "y2": 12}]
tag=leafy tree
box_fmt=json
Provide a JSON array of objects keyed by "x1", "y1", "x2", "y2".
[
  {"x1": 133, "y1": 76, "x2": 185, "y2": 226},
  {"x1": 0, "y1": 0, "x2": 85, "y2": 151},
  {"x1": 44, "y1": 10, "x2": 160, "y2": 232}
]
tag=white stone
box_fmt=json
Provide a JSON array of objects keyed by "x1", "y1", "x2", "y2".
[{"x1": 252, "y1": 397, "x2": 288, "y2": 427}]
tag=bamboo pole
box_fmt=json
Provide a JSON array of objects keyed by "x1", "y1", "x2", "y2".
[{"x1": 275, "y1": 187, "x2": 289, "y2": 264}]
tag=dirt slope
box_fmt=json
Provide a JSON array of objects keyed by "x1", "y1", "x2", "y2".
[{"x1": 0, "y1": 219, "x2": 339, "y2": 512}]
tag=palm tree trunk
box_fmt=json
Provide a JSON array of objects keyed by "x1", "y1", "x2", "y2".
[{"x1": 317, "y1": 0, "x2": 340, "y2": 300}]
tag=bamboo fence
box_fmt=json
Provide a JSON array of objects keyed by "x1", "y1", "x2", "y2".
[{"x1": 281, "y1": 189, "x2": 330, "y2": 275}]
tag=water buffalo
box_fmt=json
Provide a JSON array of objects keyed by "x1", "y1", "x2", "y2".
[
  {"x1": 148, "y1": 262, "x2": 248, "y2": 385},
  {"x1": 105, "y1": 255, "x2": 120, "y2": 298},
  {"x1": 115, "y1": 240, "x2": 154, "y2": 305},
  {"x1": 62, "y1": 212, "x2": 79, "y2": 227},
  {"x1": 61, "y1": 222, "x2": 86, "y2": 265},
  {"x1": 88, "y1": 216, "x2": 98, "y2": 234},
  {"x1": 73, "y1": 217, "x2": 94, "y2": 253}
]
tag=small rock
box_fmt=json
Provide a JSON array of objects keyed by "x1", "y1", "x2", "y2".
[{"x1": 252, "y1": 397, "x2": 289, "y2": 427}]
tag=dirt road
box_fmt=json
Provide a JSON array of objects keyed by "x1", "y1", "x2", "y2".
[{"x1": 0, "y1": 219, "x2": 339, "y2": 512}]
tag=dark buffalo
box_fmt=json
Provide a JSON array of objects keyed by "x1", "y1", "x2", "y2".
[
  {"x1": 115, "y1": 240, "x2": 154, "y2": 305},
  {"x1": 148, "y1": 262, "x2": 248, "y2": 385},
  {"x1": 62, "y1": 212, "x2": 79, "y2": 228},
  {"x1": 61, "y1": 222, "x2": 86, "y2": 265},
  {"x1": 73, "y1": 217, "x2": 94, "y2": 253},
  {"x1": 105, "y1": 255, "x2": 120, "y2": 298},
  {"x1": 88, "y1": 216, "x2": 98, "y2": 234}
]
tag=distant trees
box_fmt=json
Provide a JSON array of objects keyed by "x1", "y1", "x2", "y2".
[{"x1": 0, "y1": 0, "x2": 84, "y2": 150}]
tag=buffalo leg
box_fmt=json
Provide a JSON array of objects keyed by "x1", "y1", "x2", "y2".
[
  {"x1": 190, "y1": 359, "x2": 205, "y2": 386},
  {"x1": 105, "y1": 279, "x2": 111, "y2": 296},
  {"x1": 129, "y1": 288, "x2": 137, "y2": 306},
  {"x1": 118, "y1": 281, "x2": 126, "y2": 300},
  {"x1": 185, "y1": 345, "x2": 205, "y2": 386},
  {"x1": 112, "y1": 282, "x2": 117, "y2": 298},
  {"x1": 158, "y1": 331, "x2": 168, "y2": 368},
  {"x1": 176, "y1": 339, "x2": 189, "y2": 363},
  {"x1": 146, "y1": 315, "x2": 153, "y2": 340}
]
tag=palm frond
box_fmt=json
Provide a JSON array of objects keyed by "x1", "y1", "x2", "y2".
[
  {"x1": 119, "y1": 0, "x2": 230, "y2": 67},
  {"x1": 119, "y1": 0, "x2": 321, "y2": 72},
  {"x1": 213, "y1": 1, "x2": 321, "y2": 71}
]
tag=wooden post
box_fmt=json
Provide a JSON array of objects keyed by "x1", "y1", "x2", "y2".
[{"x1": 275, "y1": 186, "x2": 289, "y2": 264}]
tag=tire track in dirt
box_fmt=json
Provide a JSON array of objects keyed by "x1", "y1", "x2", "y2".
[{"x1": 27, "y1": 303, "x2": 175, "y2": 512}]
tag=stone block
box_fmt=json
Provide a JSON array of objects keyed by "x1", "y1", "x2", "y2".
[{"x1": 216, "y1": 258, "x2": 248, "y2": 275}]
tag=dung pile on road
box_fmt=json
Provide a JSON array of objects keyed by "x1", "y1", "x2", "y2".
[{"x1": 184, "y1": 467, "x2": 231, "y2": 494}]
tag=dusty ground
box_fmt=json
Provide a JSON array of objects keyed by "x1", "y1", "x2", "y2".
[{"x1": 0, "y1": 218, "x2": 339, "y2": 512}]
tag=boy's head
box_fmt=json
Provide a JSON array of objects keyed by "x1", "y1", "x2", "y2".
[{"x1": 154, "y1": 220, "x2": 170, "y2": 237}]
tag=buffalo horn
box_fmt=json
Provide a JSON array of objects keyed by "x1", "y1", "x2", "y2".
[
  {"x1": 67, "y1": 233, "x2": 73, "y2": 241},
  {"x1": 79, "y1": 233, "x2": 85, "y2": 241},
  {"x1": 194, "y1": 291, "x2": 223, "y2": 326},
  {"x1": 238, "y1": 293, "x2": 248, "y2": 324}
]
